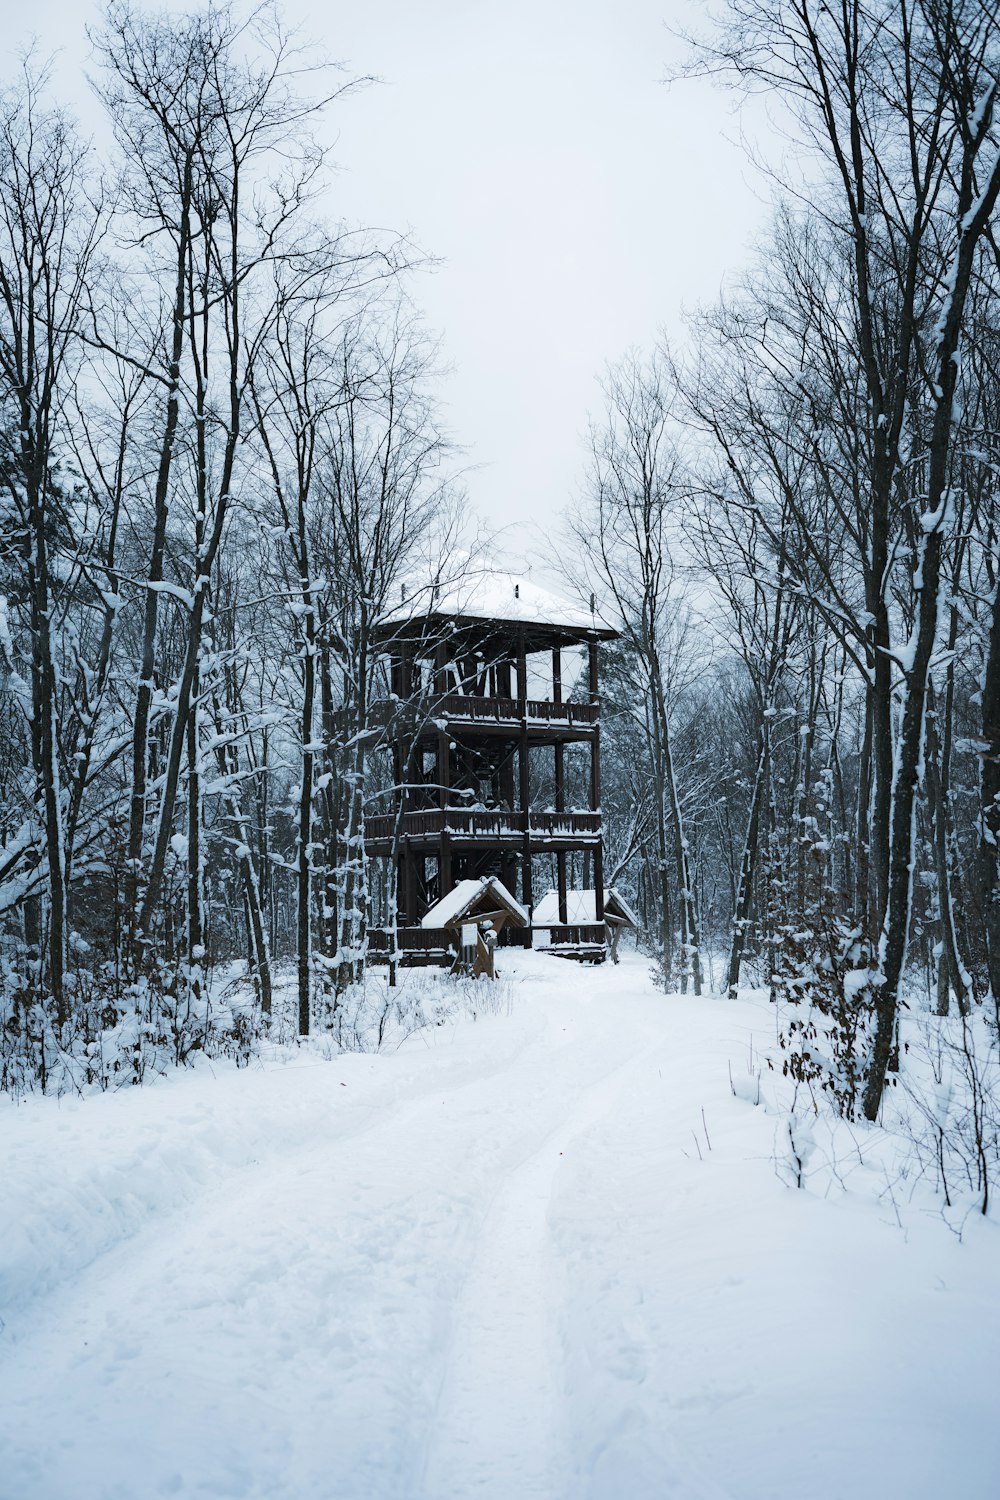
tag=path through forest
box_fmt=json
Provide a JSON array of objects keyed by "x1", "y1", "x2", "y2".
[{"x1": 2, "y1": 954, "x2": 997, "y2": 1500}]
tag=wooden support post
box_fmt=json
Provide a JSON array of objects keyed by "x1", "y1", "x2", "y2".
[
  {"x1": 517, "y1": 633, "x2": 532, "y2": 920},
  {"x1": 589, "y1": 640, "x2": 601, "y2": 817},
  {"x1": 588, "y1": 643, "x2": 601, "y2": 808},
  {"x1": 404, "y1": 841, "x2": 417, "y2": 925},
  {"x1": 590, "y1": 729, "x2": 601, "y2": 813},
  {"x1": 396, "y1": 852, "x2": 406, "y2": 924},
  {"x1": 589, "y1": 640, "x2": 605, "y2": 926},
  {"x1": 431, "y1": 638, "x2": 453, "y2": 901},
  {"x1": 434, "y1": 638, "x2": 448, "y2": 698},
  {"x1": 500, "y1": 741, "x2": 516, "y2": 810},
  {"x1": 440, "y1": 835, "x2": 452, "y2": 900},
  {"x1": 519, "y1": 724, "x2": 532, "y2": 916},
  {"x1": 554, "y1": 650, "x2": 567, "y2": 923},
  {"x1": 438, "y1": 723, "x2": 452, "y2": 900},
  {"x1": 393, "y1": 740, "x2": 404, "y2": 809},
  {"x1": 437, "y1": 726, "x2": 450, "y2": 811}
]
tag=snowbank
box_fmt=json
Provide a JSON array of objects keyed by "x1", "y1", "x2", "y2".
[{"x1": 1, "y1": 954, "x2": 997, "y2": 1500}]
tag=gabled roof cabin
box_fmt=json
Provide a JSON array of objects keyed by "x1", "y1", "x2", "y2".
[{"x1": 534, "y1": 888, "x2": 639, "y2": 963}]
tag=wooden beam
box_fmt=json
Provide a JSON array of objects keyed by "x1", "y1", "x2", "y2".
[
  {"x1": 594, "y1": 840, "x2": 605, "y2": 924},
  {"x1": 517, "y1": 628, "x2": 531, "y2": 916},
  {"x1": 554, "y1": 726, "x2": 563, "y2": 924},
  {"x1": 437, "y1": 727, "x2": 450, "y2": 810},
  {"x1": 434, "y1": 637, "x2": 448, "y2": 698},
  {"x1": 590, "y1": 730, "x2": 601, "y2": 812},
  {"x1": 589, "y1": 638, "x2": 604, "y2": 926},
  {"x1": 519, "y1": 726, "x2": 532, "y2": 916},
  {"x1": 557, "y1": 851, "x2": 568, "y2": 925},
  {"x1": 500, "y1": 743, "x2": 515, "y2": 811},
  {"x1": 404, "y1": 842, "x2": 417, "y2": 924},
  {"x1": 440, "y1": 835, "x2": 452, "y2": 900},
  {"x1": 589, "y1": 643, "x2": 601, "y2": 812}
]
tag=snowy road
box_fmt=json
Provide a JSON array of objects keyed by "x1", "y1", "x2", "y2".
[{"x1": 2, "y1": 954, "x2": 998, "y2": 1500}]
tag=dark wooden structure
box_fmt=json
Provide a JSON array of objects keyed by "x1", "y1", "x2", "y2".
[
  {"x1": 429, "y1": 876, "x2": 530, "y2": 977},
  {"x1": 367, "y1": 575, "x2": 618, "y2": 960},
  {"x1": 533, "y1": 887, "x2": 639, "y2": 963}
]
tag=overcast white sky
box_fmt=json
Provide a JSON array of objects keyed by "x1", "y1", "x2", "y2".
[{"x1": 12, "y1": 0, "x2": 768, "y2": 557}]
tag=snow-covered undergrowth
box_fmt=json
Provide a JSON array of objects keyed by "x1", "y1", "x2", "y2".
[
  {"x1": 1, "y1": 954, "x2": 997, "y2": 1500},
  {"x1": 0, "y1": 960, "x2": 258, "y2": 1098},
  {"x1": 0, "y1": 954, "x2": 505, "y2": 1098},
  {"x1": 743, "y1": 987, "x2": 1000, "y2": 1221}
]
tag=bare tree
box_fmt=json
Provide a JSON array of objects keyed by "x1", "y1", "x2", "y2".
[
  {"x1": 0, "y1": 63, "x2": 101, "y2": 1023},
  {"x1": 686, "y1": 0, "x2": 1000, "y2": 1115},
  {"x1": 569, "y1": 347, "x2": 704, "y2": 993}
]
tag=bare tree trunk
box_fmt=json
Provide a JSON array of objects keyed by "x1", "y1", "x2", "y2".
[
  {"x1": 661, "y1": 708, "x2": 702, "y2": 994},
  {"x1": 926, "y1": 676, "x2": 973, "y2": 1017},
  {"x1": 209, "y1": 692, "x2": 272, "y2": 1015},
  {"x1": 980, "y1": 559, "x2": 1000, "y2": 1010},
  {"x1": 186, "y1": 659, "x2": 204, "y2": 1008},
  {"x1": 125, "y1": 170, "x2": 191, "y2": 970},
  {"x1": 727, "y1": 724, "x2": 768, "y2": 1000},
  {"x1": 863, "y1": 126, "x2": 1000, "y2": 1118},
  {"x1": 298, "y1": 622, "x2": 317, "y2": 1035},
  {"x1": 27, "y1": 478, "x2": 68, "y2": 1023}
]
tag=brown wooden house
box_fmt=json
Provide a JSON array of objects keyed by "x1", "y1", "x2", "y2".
[{"x1": 365, "y1": 572, "x2": 619, "y2": 963}]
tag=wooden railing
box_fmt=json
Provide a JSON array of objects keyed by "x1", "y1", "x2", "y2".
[
  {"x1": 368, "y1": 926, "x2": 454, "y2": 955},
  {"x1": 368, "y1": 695, "x2": 599, "y2": 730},
  {"x1": 524, "y1": 698, "x2": 598, "y2": 726},
  {"x1": 545, "y1": 923, "x2": 607, "y2": 947},
  {"x1": 365, "y1": 808, "x2": 602, "y2": 845}
]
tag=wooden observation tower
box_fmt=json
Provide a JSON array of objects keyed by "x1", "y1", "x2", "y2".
[{"x1": 366, "y1": 574, "x2": 619, "y2": 962}]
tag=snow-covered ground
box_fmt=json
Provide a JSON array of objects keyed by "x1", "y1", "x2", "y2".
[{"x1": 1, "y1": 953, "x2": 997, "y2": 1500}]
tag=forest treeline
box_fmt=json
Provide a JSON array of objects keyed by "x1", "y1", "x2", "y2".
[
  {"x1": 582, "y1": 0, "x2": 1000, "y2": 1127},
  {"x1": 0, "y1": 1, "x2": 471, "y2": 1087},
  {"x1": 1, "y1": 0, "x2": 999, "y2": 1142}
]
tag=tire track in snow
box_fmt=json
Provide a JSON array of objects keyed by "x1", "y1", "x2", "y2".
[
  {"x1": 417, "y1": 1039, "x2": 659, "y2": 1500},
  {"x1": 0, "y1": 990, "x2": 647, "y2": 1500},
  {"x1": 0, "y1": 1004, "x2": 551, "y2": 1339}
]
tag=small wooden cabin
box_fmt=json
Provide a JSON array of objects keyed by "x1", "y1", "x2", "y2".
[
  {"x1": 533, "y1": 888, "x2": 639, "y2": 963},
  {"x1": 420, "y1": 877, "x2": 529, "y2": 978}
]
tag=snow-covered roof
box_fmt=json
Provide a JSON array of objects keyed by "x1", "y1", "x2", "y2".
[
  {"x1": 421, "y1": 876, "x2": 530, "y2": 929},
  {"x1": 532, "y1": 888, "x2": 640, "y2": 927},
  {"x1": 378, "y1": 569, "x2": 617, "y2": 643}
]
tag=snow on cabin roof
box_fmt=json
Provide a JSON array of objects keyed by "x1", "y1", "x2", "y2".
[
  {"x1": 420, "y1": 876, "x2": 530, "y2": 930},
  {"x1": 533, "y1": 888, "x2": 640, "y2": 928},
  {"x1": 378, "y1": 570, "x2": 617, "y2": 642}
]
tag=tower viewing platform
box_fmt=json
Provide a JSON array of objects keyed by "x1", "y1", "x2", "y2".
[{"x1": 368, "y1": 571, "x2": 618, "y2": 959}]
